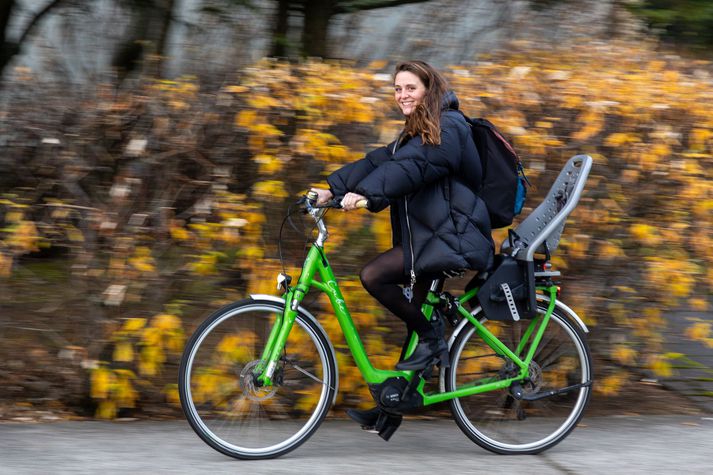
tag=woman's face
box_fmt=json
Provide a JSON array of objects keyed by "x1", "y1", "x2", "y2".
[{"x1": 394, "y1": 71, "x2": 426, "y2": 116}]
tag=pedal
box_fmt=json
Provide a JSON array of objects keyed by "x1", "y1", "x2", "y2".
[{"x1": 375, "y1": 411, "x2": 402, "y2": 441}]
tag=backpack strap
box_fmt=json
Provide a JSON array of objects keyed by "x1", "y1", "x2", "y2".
[{"x1": 469, "y1": 117, "x2": 521, "y2": 163}]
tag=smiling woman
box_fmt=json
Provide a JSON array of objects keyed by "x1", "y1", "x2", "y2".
[
  {"x1": 310, "y1": 60, "x2": 494, "y2": 428},
  {"x1": 394, "y1": 70, "x2": 426, "y2": 115},
  {"x1": 393, "y1": 61, "x2": 449, "y2": 146}
]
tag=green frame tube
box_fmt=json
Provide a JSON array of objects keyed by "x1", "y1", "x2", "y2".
[{"x1": 258, "y1": 243, "x2": 560, "y2": 405}]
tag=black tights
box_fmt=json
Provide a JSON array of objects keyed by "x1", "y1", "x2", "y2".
[{"x1": 359, "y1": 246, "x2": 434, "y2": 336}]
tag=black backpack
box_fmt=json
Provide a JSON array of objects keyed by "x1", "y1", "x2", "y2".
[{"x1": 462, "y1": 115, "x2": 529, "y2": 229}]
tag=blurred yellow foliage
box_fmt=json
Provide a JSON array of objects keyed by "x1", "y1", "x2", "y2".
[
  {"x1": 6, "y1": 220, "x2": 40, "y2": 253},
  {"x1": 612, "y1": 346, "x2": 637, "y2": 366},
  {"x1": 630, "y1": 224, "x2": 660, "y2": 246},
  {"x1": 686, "y1": 322, "x2": 710, "y2": 341},
  {"x1": 213, "y1": 44, "x2": 713, "y2": 405},
  {"x1": 649, "y1": 355, "x2": 674, "y2": 378},
  {"x1": 129, "y1": 246, "x2": 156, "y2": 273},
  {"x1": 596, "y1": 372, "x2": 627, "y2": 396},
  {"x1": 0, "y1": 253, "x2": 12, "y2": 277},
  {"x1": 253, "y1": 180, "x2": 289, "y2": 200},
  {"x1": 122, "y1": 318, "x2": 147, "y2": 332},
  {"x1": 91, "y1": 308, "x2": 186, "y2": 413},
  {"x1": 113, "y1": 341, "x2": 134, "y2": 362},
  {"x1": 170, "y1": 222, "x2": 191, "y2": 241},
  {"x1": 8, "y1": 38, "x2": 713, "y2": 418}
]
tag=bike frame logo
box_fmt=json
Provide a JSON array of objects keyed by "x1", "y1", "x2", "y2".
[{"x1": 326, "y1": 281, "x2": 347, "y2": 312}]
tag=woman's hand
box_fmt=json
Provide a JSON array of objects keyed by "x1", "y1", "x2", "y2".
[
  {"x1": 310, "y1": 188, "x2": 333, "y2": 205},
  {"x1": 341, "y1": 192, "x2": 367, "y2": 211}
]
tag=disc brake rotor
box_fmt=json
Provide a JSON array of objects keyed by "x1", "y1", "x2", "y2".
[
  {"x1": 239, "y1": 360, "x2": 278, "y2": 401},
  {"x1": 522, "y1": 360, "x2": 543, "y2": 395}
]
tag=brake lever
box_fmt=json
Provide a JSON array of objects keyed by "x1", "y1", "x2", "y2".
[{"x1": 313, "y1": 199, "x2": 342, "y2": 209}]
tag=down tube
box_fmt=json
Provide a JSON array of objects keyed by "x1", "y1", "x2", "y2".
[{"x1": 313, "y1": 249, "x2": 405, "y2": 384}]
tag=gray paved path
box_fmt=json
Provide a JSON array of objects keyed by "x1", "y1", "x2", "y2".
[{"x1": 1, "y1": 416, "x2": 712, "y2": 474}]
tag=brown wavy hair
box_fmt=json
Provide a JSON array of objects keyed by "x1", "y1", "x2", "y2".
[{"x1": 394, "y1": 61, "x2": 449, "y2": 145}]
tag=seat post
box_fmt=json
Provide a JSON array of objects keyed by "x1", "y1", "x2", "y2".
[{"x1": 429, "y1": 279, "x2": 441, "y2": 292}]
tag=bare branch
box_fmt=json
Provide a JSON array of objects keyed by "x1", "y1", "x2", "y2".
[
  {"x1": 18, "y1": 0, "x2": 66, "y2": 45},
  {"x1": 333, "y1": 0, "x2": 430, "y2": 14}
]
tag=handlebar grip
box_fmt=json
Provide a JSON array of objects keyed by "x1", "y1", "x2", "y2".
[
  {"x1": 306, "y1": 190, "x2": 319, "y2": 202},
  {"x1": 355, "y1": 199, "x2": 369, "y2": 209}
]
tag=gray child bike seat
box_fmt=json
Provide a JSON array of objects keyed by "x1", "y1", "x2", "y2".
[{"x1": 503, "y1": 154, "x2": 593, "y2": 262}]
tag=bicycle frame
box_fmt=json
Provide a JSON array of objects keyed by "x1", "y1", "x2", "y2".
[{"x1": 256, "y1": 239, "x2": 559, "y2": 407}]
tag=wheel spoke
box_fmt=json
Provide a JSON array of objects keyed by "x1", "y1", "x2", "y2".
[
  {"x1": 179, "y1": 301, "x2": 336, "y2": 459},
  {"x1": 447, "y1": 309, "x2": 592, "y2": 455},
  {"x1": 286, "y1": 359, "x2": 335, "y2": 391}
]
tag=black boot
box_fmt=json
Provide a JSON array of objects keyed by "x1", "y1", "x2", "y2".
[
  {"x1": 395, "y1": 336, "x2": 449, "y2": 370},
  {"x1": 396, "y1": 312, "x2": 449, "y2": 371},
  {"x1": 346, "y1": 406, "x2": 381, "y2": 428}
]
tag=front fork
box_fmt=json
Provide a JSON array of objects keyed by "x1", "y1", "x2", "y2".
[
  {"x1": 255, "y1": 288, "x2": 302, "y2": 387},
  {"x1": 255, "y1": 247, "x2": 322, "y2": 387}
]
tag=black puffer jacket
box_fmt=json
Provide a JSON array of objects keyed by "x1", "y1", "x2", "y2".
[{"x1": 327, "y1": 92, "x2": 494, "y2": 278}]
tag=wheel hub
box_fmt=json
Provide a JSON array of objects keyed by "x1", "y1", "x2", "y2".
[
  {"x1": 239, "y1": 360, "x2": 278, "y2": 401},
  {"x1": 522, "y1": 360, "x2": 543, "y2": 395}
]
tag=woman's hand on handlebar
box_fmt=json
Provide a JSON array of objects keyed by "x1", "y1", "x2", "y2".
[
  {"x1": 310, "y1": 188, "x2": 334, "y2": 205},
  {"x1": 341, "y1": 192, "x2": 367, "y2": 211}
]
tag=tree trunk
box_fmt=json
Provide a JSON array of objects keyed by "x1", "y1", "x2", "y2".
[
  {"x1": 113, "y1": 0, "x2": 175, "y2": 81},
  {"x1": 0, "y1": 0, "x2": 18, "y2": 79},
  {"x1": 0, "y1": 0, "x2": 14, "y2": 46},
  {"x1": 270, "y1": 0, "x2": 291, "y2": 57},
  {"x1": 302, "y1": 0, "x2": 334, "y2": 57},
  {"x1": 0, "y1": 0, "x2": 64, "y2": 82},
  {"x1": 154, "y1": 0, "x2": 176, "y2": 78}
]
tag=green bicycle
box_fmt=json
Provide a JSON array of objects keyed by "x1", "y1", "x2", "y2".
[{"x1": 179, "y1": 154, "x2": 594, "y2": 460}]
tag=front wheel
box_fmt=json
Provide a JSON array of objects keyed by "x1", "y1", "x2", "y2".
[
  {"x1": 179, "y1": 298, "x2": 337, "y2": 460},
  {"x1": 446, "y1": 305, "x2": 592, "y2": 454}
]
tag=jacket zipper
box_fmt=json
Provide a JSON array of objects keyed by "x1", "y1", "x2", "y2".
[
  {"x1": 404, "y1": 196, "x2": 416, "y2": 291},
  {"x1": 392, "y1": 134, "x2": 416, "y2": 290}
]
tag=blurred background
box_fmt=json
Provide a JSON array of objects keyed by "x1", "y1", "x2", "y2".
[{"x1": 0, "y1": 0, "x2": 711, "y2": 422}]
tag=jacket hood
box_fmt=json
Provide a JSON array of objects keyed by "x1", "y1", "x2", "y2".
[{"x1": 442, "y1": 90, "x2": 459, "y2": 111}]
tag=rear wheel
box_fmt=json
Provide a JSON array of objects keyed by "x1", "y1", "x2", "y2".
[
  {"x1": 179, "y1": 298, "x2": 337, "y2": 460},
  {"x1": 446, "y1": 305, "x2": 592, "y2": 454}
]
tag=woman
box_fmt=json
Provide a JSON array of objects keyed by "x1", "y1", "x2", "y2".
[{"x1": 311, "y1": 60, "x2": 493, "y2": 425}]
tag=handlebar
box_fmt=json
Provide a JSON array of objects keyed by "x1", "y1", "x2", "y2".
[
  {"x1": 296, "y1": 192, "x2": 368, "y2": 248},
  {"x1": 305, "y1": 191, "x2": 369, "y2": 210}
]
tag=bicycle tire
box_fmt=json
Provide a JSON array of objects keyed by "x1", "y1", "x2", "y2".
[
  {"x1": 446, "y1": 305, "x2": 592, "y2": 455},
  {"x1": 179, "y1": 298, "x2": 337, "y2": 460}
]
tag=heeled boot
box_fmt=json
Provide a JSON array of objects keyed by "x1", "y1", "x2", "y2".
[{"x1": 395, "y1": 315, "x2": 449, "y2": 371}]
